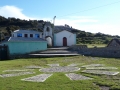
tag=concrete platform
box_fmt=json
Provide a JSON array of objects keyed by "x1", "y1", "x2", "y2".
[{"x1": 29, "y1": 47, "x2": 80, "y2": 57}]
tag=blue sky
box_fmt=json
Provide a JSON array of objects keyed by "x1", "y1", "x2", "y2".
[{"x1": 0, "y1": 0, "x2": 120, "y2": 35}]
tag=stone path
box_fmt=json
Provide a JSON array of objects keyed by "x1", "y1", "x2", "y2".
[
  {"x1": 40, "y1": 66, "x2": 80, "y2": 72},
  {"x1": 81, "y1": 64, "x2": 104, "y2": 68},
  {"x1": 0, "y1": 63, "x2": 119, "y2": 83},
  {"x1": 3, "y1": 69, "x2": 34, "y2": 72},
  {"x1": 25, "y1": 65, "x2": 42, "y2": 69},
  {"x1": 21, "y1": 74, "x2": 52, "y2": 82},
  {"x1": 65, "y1": 73, "x2": 92, "y2": 80},
  {"x1": 86, "y1": 67, "x2": 117, "y2": 70},
  {"x1": 0, "y1": 72, "x2": 35, "y2": 78},
  {"x1": 82, "y1": 70, "x2": 119, "y2": 75}
]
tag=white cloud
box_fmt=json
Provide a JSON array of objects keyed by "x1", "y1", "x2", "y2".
[
  {"x1": 0, "y1": 5, "x2": 35, "y2": 20},
  {"x1": 0, "y1": 5, "x2": 119, "y2": 36}
]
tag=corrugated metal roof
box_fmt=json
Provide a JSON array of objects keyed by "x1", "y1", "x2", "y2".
[{"x1": 8, "y1": 37, "x2": 46, "y2": 42}]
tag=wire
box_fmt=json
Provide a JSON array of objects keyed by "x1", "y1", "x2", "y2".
[{"x1": 57, "y1": 0, "x2": 120, "y2": 18}]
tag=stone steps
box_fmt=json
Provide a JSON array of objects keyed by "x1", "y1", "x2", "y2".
[{"x1": 29, "y1": 47, "x2": 79, "y2": 57}]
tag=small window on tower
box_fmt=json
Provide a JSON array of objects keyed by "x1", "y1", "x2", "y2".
[{"x1": 46, "y1": 27, "x2": 50, "y2": 32}]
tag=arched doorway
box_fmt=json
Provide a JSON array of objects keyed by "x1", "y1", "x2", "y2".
[
  {"x1": 45, "y1": 36, "x2": 52, "y2": 47},
  {"x1": 63, "y1": 37, "x2": 67, "y2": 46}
]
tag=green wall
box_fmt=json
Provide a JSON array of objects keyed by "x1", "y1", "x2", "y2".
[
  {"x1": 54, "y1": 34, "x2": 56, "y2": 46},
  {"x1": 5, "y1": 41, "x2": 47, "y2": 55}
]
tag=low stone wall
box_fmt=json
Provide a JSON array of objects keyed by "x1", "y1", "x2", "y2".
[
  {"x1": 69, "y1": 45, "x2": 120, "y2": 58},
  {"x1": 69, "y1": 45, "x2": 87, "y2": 50}
]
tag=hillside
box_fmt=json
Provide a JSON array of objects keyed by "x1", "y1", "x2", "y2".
[{"x1": 0, "y1": 15, "x2": 119, "y2": 44}]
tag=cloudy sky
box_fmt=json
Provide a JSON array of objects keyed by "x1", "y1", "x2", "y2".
[{"x1": 0, "y1": 0, "x2": 120, "y2": 35}]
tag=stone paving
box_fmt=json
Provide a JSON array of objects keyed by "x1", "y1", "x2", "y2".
[
  {"x1": 65, "y1": 73, "x2": 93, "y2": 80},
  {"x1": 86, "y1": 67, "x2": 117, "y2": 70},
  {"x1": 82, "y1": 70, "x2": 119, "y2": 75},
  {"x1": 3, "y1": 69, "x2": 34, "y2": 72},
  {"x1": 40, "y1": 66, "x2": 80, "y2": 72},
  {"x1": 0, "y1": 63, "x2": 119, "y2": 82},
  {"x1": 81, "y1": 64, "x2": 104, "y2": 68},
  {"x1": 0, "y1": 72, "x2": 35, "y2": 78},
  {"x1": 25, "y1": 65, "x2": 42, "y2": 69},
  {"x1": 21, "y1": 74, "x2": 52, "y2": 82}
]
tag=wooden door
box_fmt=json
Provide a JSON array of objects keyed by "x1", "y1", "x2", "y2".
[{"x1": 63, "y1": 37, "x2": 67, "y2": 46}]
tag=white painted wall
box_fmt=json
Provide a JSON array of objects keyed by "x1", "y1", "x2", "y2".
[
  {"x1": 43, "y1": 26, "x2": 53, "y2": 39},
  {"x1": 54, "y1": 30, "x2": 76, "y2": 46},
  {"x1": 12, "y1": 30, "x2": 42, "y2": 38}
]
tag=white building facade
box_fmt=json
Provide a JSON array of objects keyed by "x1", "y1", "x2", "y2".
[
  {"x1": 12, "y1": 30, "x2": 42, "y2": 38},
  {"x1": 54, "y1": 30, "x2": 76, "y2": 46}
]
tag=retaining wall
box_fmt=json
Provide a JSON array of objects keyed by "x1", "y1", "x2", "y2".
[{"x1": 69, "y1": 45, "x2": 120, "y2": 58}]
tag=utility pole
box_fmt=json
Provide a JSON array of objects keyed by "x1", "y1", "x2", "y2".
[{"x1": 52, "y1": 16, "x2": 56, "y2": 47}]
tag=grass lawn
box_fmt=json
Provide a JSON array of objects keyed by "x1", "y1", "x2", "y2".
[
  {"x1": 0, "y1": 56, "x2": 120, "y2": 90},
  {"x1": 87, "y1": 44, "x2": 107, "y2": 48}
]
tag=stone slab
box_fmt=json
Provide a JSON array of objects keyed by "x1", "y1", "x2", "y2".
[
  {"x1": 3, "y1": 69, "x2": 34, "y2": 72},
  {"x1": 0, "y1": 72, "x2": 35, "y2": 78},
  {"x1": 21, "y1": 74, "x2": 52, "y2": 82},
  {"x1": 86, "y1": 67, "x2": 117, "y2": 70},
  {"x1": 82, "y1": 70, "x2": 119, "y2": 75},
  {"x1": 40, "y1": 66, "x2": 80, "y2": 72},
  {"x1": 25, "y1": 65, "x2": 41, "y2": 69},
  {"x1": 81, "y1": 64, "x2": 104, "y2": 68},
  {"x1": 65, "y1": 73, "x2": 92, "y2": 80}
]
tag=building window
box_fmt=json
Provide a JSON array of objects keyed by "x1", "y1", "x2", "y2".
[
  {"x1": 17, "y1": 33, "x2": 22, "y2": 37},
  {"x1": 30, "y1": 34, "x2": 33, "y2": 37},
  {"x1": 35, "y1": 34, "x2": 39, "y2": 38},
  {"x1": 24, "y1": 34, "x2": 28, "y2": 37}
]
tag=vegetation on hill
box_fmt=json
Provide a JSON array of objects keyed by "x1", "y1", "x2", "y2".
[
  {"x1": 0, "y1": 15, "x2": 120, "y2": 44},
  {"x1": 76, "y1": 31, "x2": 120, "y2": 44}
]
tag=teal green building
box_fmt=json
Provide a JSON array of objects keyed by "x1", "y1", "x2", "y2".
[
  {"x1": 4, "y1": 30, "x2": 47, "y2": 55},
  {"x1": 4, "y1": 37, "x2": 47, "y2": 55}
]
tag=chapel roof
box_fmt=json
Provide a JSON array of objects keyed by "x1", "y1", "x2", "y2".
[{"x1": 54, "y1": 26, "x2": 78, "y2": 33}]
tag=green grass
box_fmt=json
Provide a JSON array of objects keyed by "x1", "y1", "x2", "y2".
[
  {"x1": 86, "y1": 44, "x2": 107, "y2": 48},
  {"x1": 0, "y1": 56, "x2": 120, "y2": 90}
]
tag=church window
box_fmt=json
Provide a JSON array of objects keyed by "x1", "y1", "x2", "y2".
[{"x1": 46, "y1": 27, "x2": 50, "y2": 32}]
